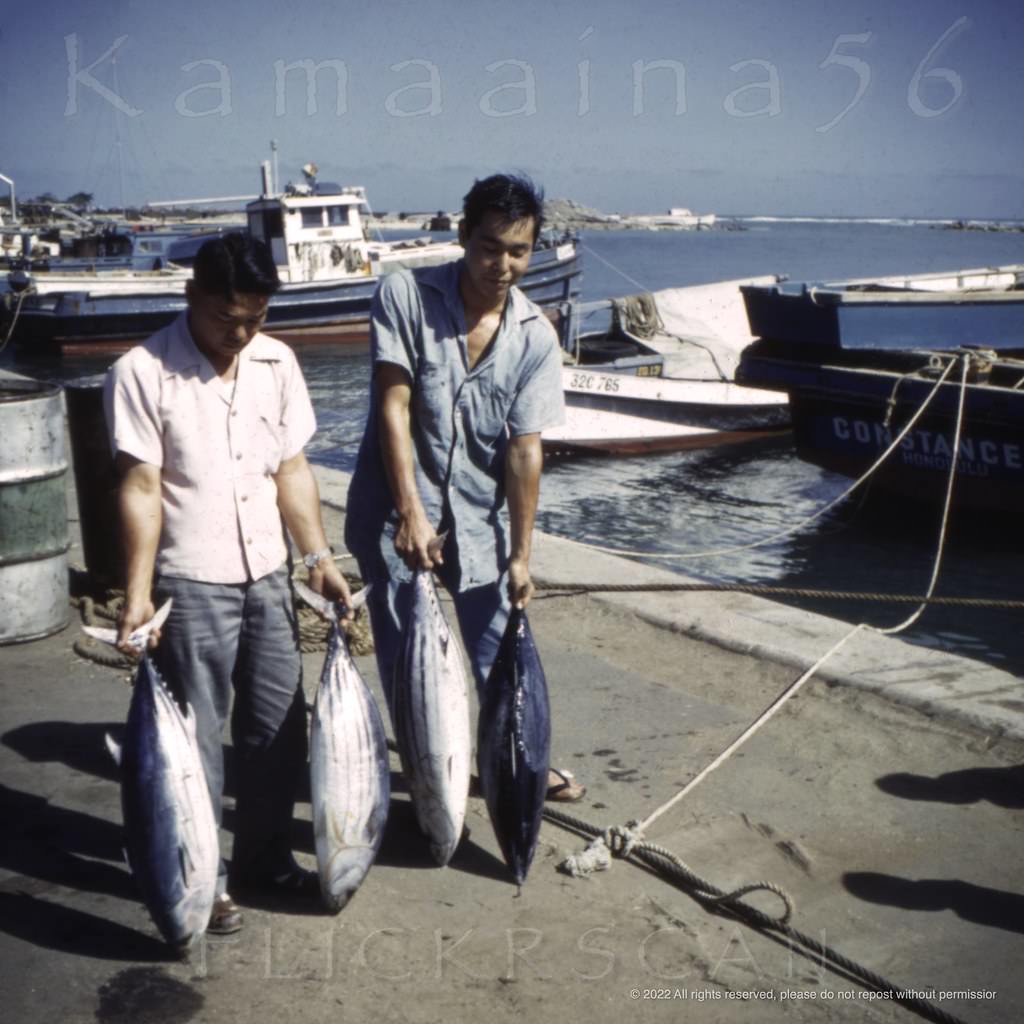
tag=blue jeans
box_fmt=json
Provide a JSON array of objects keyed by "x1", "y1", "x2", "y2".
[{"x1": 153, "y1": 567, "x2": 306, "y2": 894}]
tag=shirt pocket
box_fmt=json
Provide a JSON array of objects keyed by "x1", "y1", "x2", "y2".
[
  {"x1": 160, "y1": 394, "x2": 211, "y2": 484},
  {"x1": 253, "y1": 407, "x2": 284, "y2": 474},
  {"x1": 469, "y1": 368, "x2": 515, "y2": 447},
  {"x1": 248, "y1": 373, "x2": 286, "y2": 474},
  {"x1": 413, "y1": 360, "x2": 454, "y2": 444}
]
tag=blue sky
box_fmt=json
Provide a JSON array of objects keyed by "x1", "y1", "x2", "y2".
[{"x1": 2, "y1": 0, "x2": 1021, "y2": 218}]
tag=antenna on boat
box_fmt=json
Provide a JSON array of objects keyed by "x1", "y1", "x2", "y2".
[
  {"x1": 271, "y1": 139, "x2": 280, "y2": 196},
  {"x1": 0, "y1": 172, "x2": 15, "y2": 223}
]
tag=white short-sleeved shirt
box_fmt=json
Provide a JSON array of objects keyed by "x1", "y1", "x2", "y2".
[{"x1": 104, "y1": 312, "x2": 316, "y2": 584}]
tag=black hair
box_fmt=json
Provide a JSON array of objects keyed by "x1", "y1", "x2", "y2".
[
  {"x1": 192, "y1": 232, "x2": 280, "y2": 298},
  {"x1": 461, "y1": 173, "x2": 545, "y2": 242}
]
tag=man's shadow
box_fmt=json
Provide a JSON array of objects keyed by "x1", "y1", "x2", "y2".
[
  {"x1": 876, "y1": 764, "x2": 1024, "y2": 809},
  {"x1": 845, "y1": 761, "x2": 1024, "y2": 935},
  {"x1": 843, "y1": 873, "x2": 1024, "y2": 936}
]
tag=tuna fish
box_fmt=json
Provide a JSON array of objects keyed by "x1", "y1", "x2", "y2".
[
  {"x1": 392, "y1": 569, "x2": 471, "y2": 866},
  {"x1": 105, "y1": 651, "x2": 220, "y2": 950},
  {"x1": 294, "y1": 581, "x2": 390, "y2": 913},
  {"x1": 476, "y1": 608, "x2": 551, "y2": 886}
]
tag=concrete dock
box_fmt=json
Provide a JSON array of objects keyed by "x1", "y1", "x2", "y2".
[{"x1": 1, "y1": 460, "x2": 1021, "y2": 1024}]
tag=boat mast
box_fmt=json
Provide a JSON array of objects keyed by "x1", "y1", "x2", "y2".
[{"x1": 112, "y1": 50, "x2": 127, "y2": 214}]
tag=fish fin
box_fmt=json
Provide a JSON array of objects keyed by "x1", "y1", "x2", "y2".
[
  {"x1": 81, "y1": 601, "x2": 172, "y2": 649},
  {"x1": 181, "y1": 702, "x2": 198, "y2": 741},
  {"x1": 294, "y1": 579, "x2": 337, "y2": 622},
  {"x1": 426, "y1": 531, "x2": 448, "y2": 561},
  {"x1": 82, "y1": 624, "x2": 118, "y2": 646},
  {"x1": 297, "y1": 579, "x2": 373, "y2": 620},
  {"x1": 147, "y1": 598, "x2": 173, "y2": 633},
  {"x1": 179, "y1": 843, "x2": 196, "y2": 887},
  {"x1": 104, "y1": 732, "x2": 123, "y2": 766}
]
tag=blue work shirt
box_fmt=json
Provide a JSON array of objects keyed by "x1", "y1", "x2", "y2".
[{"x1": 345, "y1": 258, "x2": 565, "y2": 591}]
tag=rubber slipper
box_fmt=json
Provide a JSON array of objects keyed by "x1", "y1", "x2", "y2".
[{"x1": 546, "y1": 768, "x2": 586, "y2": 803}]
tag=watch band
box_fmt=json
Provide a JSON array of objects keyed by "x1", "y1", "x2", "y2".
[{"x1": 302, "y1": 546, "x2": 333, "y2": 570}]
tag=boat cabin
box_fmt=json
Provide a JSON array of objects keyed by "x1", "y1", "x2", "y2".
[{"x1": 246, "y1": 183, "x2": 375, "y2": 284}]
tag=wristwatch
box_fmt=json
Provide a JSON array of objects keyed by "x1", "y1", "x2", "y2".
[{"x1": 302, "y1": 546, "x2": 333, "y2": 570}]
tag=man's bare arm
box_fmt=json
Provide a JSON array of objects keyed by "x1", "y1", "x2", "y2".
[
  {"x1": 377, "y1": 362, "x2": 441, "y2": 570},
  {"x1": 116, "y1": 453, "x2": 162, "y2": 652},
  {"x1": 505, "y1": 432, "x2": 543, "y2": 609}
]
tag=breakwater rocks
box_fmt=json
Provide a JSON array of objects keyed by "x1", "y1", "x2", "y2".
[
  {"x1": 542, "y1": 198, "x2": 738, "y2": 232},
  {"x1": 366, "y1": 200, "x2": 739, "y2": 233}
]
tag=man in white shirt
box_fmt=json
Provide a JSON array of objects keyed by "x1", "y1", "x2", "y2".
[{"x1": 104, "y1": 233, "x2": 350, "y2": 935}]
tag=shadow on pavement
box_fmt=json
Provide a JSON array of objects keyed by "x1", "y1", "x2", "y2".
[
  {"x1": 3, "y1": 721, "x2": 121, "y2": 784},
  {"x1": 0, "y1": 892, "x2": 171, "y2": 962},
  {"x1": 876, "y1": 764, "x2": 1024, "y2": 809},
  {"x1": 375, "y1": 797, "x2": 511, "y2": 883},
  {"x1": 0, "y1": 784, "x2": 135, "y2": 901},
  {"x1": 843, "y1": 872, "x2": 1024, "y2": 935}
]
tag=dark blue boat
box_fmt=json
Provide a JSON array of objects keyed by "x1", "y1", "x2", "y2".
[{"x1": 736, "y1": 265, "x2": 1024, "y2": 513}]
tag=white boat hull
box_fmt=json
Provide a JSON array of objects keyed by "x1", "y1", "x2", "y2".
[
  {"x1": 544, "y1": 367, "x2": 789, "y2": 455},
  {"x1": 545, "y1": 276, "x2": 791, "y2": 455}
]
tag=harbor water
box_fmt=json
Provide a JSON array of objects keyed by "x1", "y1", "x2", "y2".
[{"x1": 5, "y1": 218, "x2": 1023, "y2": 671}]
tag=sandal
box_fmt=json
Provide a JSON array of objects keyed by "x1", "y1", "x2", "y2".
[
  {"x1": 232, "y1": 857, "x2": 319, "y2": 897},
  {"x1": 546, "y1": 768, "x2": 586, "y2": 803},
  {"x1": 207, "y1": 893, "x2": 243, "y2": 935}
]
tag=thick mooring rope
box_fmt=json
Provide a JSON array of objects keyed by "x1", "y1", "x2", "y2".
[
  {"x1": 535, "y1": 580, "x2": 1024, "y2": 610},
  {"x1": 542, "y1": 806, "x2": 969, "y2": 1024}
]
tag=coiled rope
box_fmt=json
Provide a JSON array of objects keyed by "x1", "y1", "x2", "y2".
[
  {"x1": 543, "y1": 806, "x2": 969, "y2": 1024},
  {"x1": 543, "y1": 355, "x2": 977, "y2": 1024}
]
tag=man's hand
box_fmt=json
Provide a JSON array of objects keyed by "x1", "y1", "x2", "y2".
[
  {"x1": 508, "y1": 556, "x2": 534, "y2": 610},
  {"x1": 395, "y1": 509, "x2": 444, "y2": 572},
  {"x1": 309, "y1": 559, "x2": 354, "y2": 620},
  {"x1": 116, "y1": 596, "x2": 159, "y2": 657}
]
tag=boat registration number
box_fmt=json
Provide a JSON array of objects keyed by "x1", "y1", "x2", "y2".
[{"x1": 569, "y1": 372, "x2": 620, "y2": 393}]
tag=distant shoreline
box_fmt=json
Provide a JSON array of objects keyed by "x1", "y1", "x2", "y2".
[{"x1": 8, "y1": 203, "x2": 1021, "y2": 235}]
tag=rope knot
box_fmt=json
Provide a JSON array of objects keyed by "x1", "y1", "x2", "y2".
[{"x1": 604, "y1": 821, "x2": 645, "y2": 859}]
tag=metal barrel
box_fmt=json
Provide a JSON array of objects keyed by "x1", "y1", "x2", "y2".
[
  {"x1": 0, "y1": 378, "x2": 70, "y2": 644},
  {"x1": 65, "y1": 380, "x2": 121, "y2": 587}
]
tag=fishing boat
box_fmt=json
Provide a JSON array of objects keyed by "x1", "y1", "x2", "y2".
[
  {"x1": 2, "y1": 167, "x2": 580, "y2": 354},
  {"x1": 541, "y1": 276, "x2": 791, "y2": 455},
  {"x1": 735, "y1": 264, "x2": 1024, "y2": 512}
]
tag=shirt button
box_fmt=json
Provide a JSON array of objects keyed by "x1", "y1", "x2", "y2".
[
  {"x1": 231, "y1": 410, "x2": 238, "y2": 417},
  {"x1": 246, "y1": 537, "x2": 253, "y2": 545},
  {"x1": 236, "y1": 453, "x2": 242, "y2": 460},
  {"x1": 240, "y1": 495, "x2": 248, "y2": 502}
]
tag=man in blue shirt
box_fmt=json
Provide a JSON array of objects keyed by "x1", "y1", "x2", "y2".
[{"x1": 346, "y1": 173, "x2": 584, "y2": 801}]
